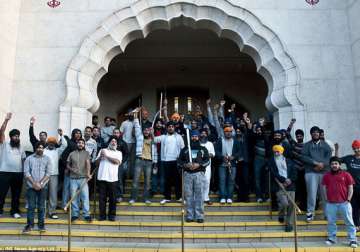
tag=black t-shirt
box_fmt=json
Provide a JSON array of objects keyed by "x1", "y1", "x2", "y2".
[{"x1": 341, "y1": 155, "x2": 360, "y2": 190}]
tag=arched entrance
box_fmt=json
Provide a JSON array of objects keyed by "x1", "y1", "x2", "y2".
[
  {"x1": 96, "y1": 26, "x2": 267, "y2": 123},
  {"x1": 59, "y1": 0, "x2": 304, "y2": 133}
]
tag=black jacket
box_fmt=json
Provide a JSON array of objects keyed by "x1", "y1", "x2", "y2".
[
  {"x1": 269, "y1": 156, "x2": 297, "y2": 191},
  {"x1": 214, "y1": 138, "x2": 242, "y2": 167},
  {"x1": 178, "y1": 144, "x2": 210, "y2": 173}
]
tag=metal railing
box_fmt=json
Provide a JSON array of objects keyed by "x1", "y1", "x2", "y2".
[
  {"x1": 274, "y1": 177, "x2": 302, "y2": 252},
  {"x1": 63, "y1": 167, "x2": 98, "y2": 252}
]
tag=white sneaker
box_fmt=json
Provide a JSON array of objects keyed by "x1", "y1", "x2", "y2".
[
  {"x1": 13, "y1": 213, "x2": 21, "y2": 219},
  {"x1": 176, "y1": 198, "x2": 182, "y2": 202},
  {"x1": 306, "y1": 212, "x2": 314, "y2": 222},
  {"x1": 145, "y1": 200, "x2": 151, "y2": 205},
  {"x1": 350, "y1": 241, "x2": 358, "y2": 248},
  {"x1": 129, "y1": 199, "x2": 135, "y2": 205},
  {"x1": 325, "y1": 239, "x2": 336, "y2": 245},
  {"x1": 220, "y1": 199, "x2": 226, "y2": 204},
  {"x1": 256, "y1": 198, "x2": 263, "y2": 203},
  {"x1": 226, "y1": 199, "x2": 233, "y2": 204},
  {"x1": 160, "y1": 199, "x2": 171, "y2": 205}
]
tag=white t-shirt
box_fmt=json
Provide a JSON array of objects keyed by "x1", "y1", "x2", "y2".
[
  {"x1": 200, "y1": 141, "x2": 215, "y2": 169},
  {"x1": 96, "y1": 148, "x2": 122, "y2": 182},
  {"x1": 120, "y1": 120, "x2": 135, "y2": 144},
  {"x1": 0, "y1": 142, "x2": 26, "y2": 173},
  {"x1": 163, "y1": 135, "x2": 180, "y2": 161}
]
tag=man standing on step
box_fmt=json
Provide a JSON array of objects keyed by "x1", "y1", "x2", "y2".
[
  {"x1": 269, "y1": 145, "x2": 297, "y2": 232},
  {"x1": 199, "y1": 128, "x2": 215, "y2": 205},
  {"x1": 23, "y1": 142, "x2": 51, "y2": 233},
  {"x1": 178, "y1": 130, "x2": 210, "y2": 223},
  {"x1": 67, "y1": 138, "x2": 92, "y2": 222},
  {"x1": 129, "y1": 111, "x2": 158, "y2": 205},
  {"x1": 96, "y1": 137, "x2": 122, "y2": 221},
  {"x1": 154, "y1": 121, "x2": 185, "y2": 205},
  {"x1": 0, "y1": 113, "x2": 26, "y2": 219},
  {"x1": 214, "y1": 126, "x2": 242, "y2": 204},
  {"x1": 322, "y1": 157, "x2": 357, "y2": 248},
  {"x1": 120, "y1": 110, "x2": 136, "y2": 178},
  {"x1": 302, "y1": 126, "x2": 331, "y2": 222}
]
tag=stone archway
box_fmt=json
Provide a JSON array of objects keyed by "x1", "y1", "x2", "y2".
[{"x1": 60, "y1": 0, "x2": 304, "y2": 133}]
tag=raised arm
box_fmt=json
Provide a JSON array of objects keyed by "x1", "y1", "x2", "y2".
[
  {"x1": 213, "y1": 104, "x2": 224, "y2": 139},
  {"x1": 219, "y1": 100, "x2": 225, "y2": 121},
  {"x1": 206, "y1": 99, "x2": 215, "y2": 126},
  {"x1": 29, "y1": 116, "x2": 38, "y2": 148},
  {"x1": 0, "y1": 113, "x2": 12, "y2": 143}
]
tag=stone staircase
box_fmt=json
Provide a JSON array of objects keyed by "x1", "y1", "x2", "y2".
[{"x1": 0, "y1": 180, "x2": 358, "y2": 252}]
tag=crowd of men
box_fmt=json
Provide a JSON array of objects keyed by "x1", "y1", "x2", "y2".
[{"x1": 0, "y1": 98, "x2": 359, "y2": 248}]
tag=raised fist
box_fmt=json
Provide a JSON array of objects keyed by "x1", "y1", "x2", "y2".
[
  {"x1": 220, "y1": 100, "x2": 226, "y2": 106},
  {"x1": 57, "y1": 129, "x2": 63, "y2": 136},
  {"x1": 30, "y1": 116, "x2": 35, "y2": 125},
  {"x1": 5, "y1": 113, "x2": 12, "y2": 121},
  {"x1": 206, "y1": 99, "x2": 211, "y2": 105}
]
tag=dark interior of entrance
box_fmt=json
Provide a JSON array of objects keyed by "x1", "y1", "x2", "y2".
[{"x1": 96, "y1": 26, "x2": 268, "y2": 125}]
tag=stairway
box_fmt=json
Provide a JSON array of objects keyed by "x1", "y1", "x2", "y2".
[{"x1": 0, "y1": 180, "x2": 358, "y2": 252}]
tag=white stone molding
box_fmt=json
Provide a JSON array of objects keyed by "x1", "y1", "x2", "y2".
[{"x1": 60, "y1": 0, "x2": 305, "y2": 131}]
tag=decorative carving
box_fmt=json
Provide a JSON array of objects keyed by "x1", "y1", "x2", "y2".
[
  {"x1": 306, "y1": 0, "x2": 319, "y2": 5},
  {"x1": 47, "y1": 0, "x2": 60, "y2": 8}
]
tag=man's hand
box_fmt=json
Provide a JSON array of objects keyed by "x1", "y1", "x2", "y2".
[
  {"x1": 230, "y1": 104, "x2": 236, "y2": 111},
  {"x1": 206, "y1": 99, "x2": 211, "y2": 106},
  {"x1": 191, "y1": 163, "x2": 200, "y2": 170},
  {"x1": 290, "y1": 118, "x2": 296, "y2": 124},
  {"x1": 163, "y1": 98, "x2": 168, "y2": 106},
  {"x1": 100, "y1": 150, "x2": 106, "y2": 159},
  {"x1": 214, "y1": 104, "x2": 219, "y2": 111},
  {"x1": 259, "y1": 118, "x2": 265, "y2": 126},
  {"x1": 284, "y1": 179, "x2": 292, "y2": 187},
  {"x1": 245, "y1": 117, "x2": 251, "y2": 125},
  {"x1": 87, "y1": 174, "x2": 92, "y2": 180},
  {"x1": 58, "y1": 129, "x2": 63, "y2": 136},
  {"x1": 220, "y1": 100, "x2": 226, "y2": 106},
  {"x1": 335, "y1": 143, "x2": 339, "y2": 151},
  {"x1": 5, "y1": 113, "x2": 12, "y2": 121},
  {"x1": 33, "y1": 182, "x2": 41, "y2": 191},
  {"x1": 29, "y1": 116, "x2": 35, "y2": 125},
  {"x1": 185, "y1": 163, "x2": 192, "y2": 169}
]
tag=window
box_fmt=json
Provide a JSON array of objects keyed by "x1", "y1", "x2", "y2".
[
  {"x1": 187, "y1": 97, "x2": 192, "y2": 113},
  {"x1": 174, "y1": 97, "x2": 179, "y2": 112}
]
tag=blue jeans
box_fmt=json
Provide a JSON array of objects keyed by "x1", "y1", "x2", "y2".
[
  {"x1": 151, "y1": 161, "x2": 165, "y2": 195},
  {"x1": 131, "y1": 158, "x2": 152, "y2": 201},
  {"x1": 326, "y1": 202, "x2": 357, "y2": 242},
  {"x1": 254, "y1": 156, "x2": 267, "y2": 199},
  {"x1": 70, "y1": 178, "x2": 90, "y2": 218},
  {"x1": 116, "y1": 164, "x2": 126, "y2": 198},
  {"x1": 27, "y1": 187, "x2": 47, "y2": 227},
  {"x1": 218, "y1": 165, "x2": 236, "y2": 200},
  {"x1": 62, "y1": 174, "x2": 71, "y2": 208}
]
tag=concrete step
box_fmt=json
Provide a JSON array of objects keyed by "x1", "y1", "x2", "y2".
[
  {"x1": 0, "y1": 228, "x2": 356, "y2": 243},
  {"x1": 0, "y1": 218, "x2": 342, "y2": 232},
  {"x1": 0, "y1": 240, "x2": 358, "y2": 252},
  {"x1": 1, "y1": 207, "x2": 324, "y2": 221}
]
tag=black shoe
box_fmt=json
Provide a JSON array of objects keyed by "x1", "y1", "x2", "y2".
[
  {"x1": 108, "y1": 216, "x2": 116, "y2": 222},
  {"x1": 278, "y1": 216, "x2": 285, "y2": 223},
  {"x1": 196, "y1": 219, "x2": 204, "y2": 223},
  {"x1": 22, "y1": 225, "x2": 33, "y2": 234},
  {"x1": 285, "y1": 225, "x2": 293, "y2": 232},
  {"x1": 185, "y1": 218, "x2": 193, "y2": 223},
  {"x1": 204, "y1": 201, "x2": 213, "y2": 205},
  {"x1": 38, "y1": 226, "x2": 46, "y2": 233},
  {"x1": 84, "y1": 216, "x2": 92, "y2": 222},
  {"x1": 98, "y1": 216, "x2": 106, "y2": 221},
  {"x1": 71, "y1": 216, "x2": 79, "y2": 222}
]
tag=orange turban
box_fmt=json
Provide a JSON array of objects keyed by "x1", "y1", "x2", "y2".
[
  {"x1": 223, "y1": 127, "x2": 232, "y2": 133},
  {"x1": 171, "y1": 113, "x2": 180, "y2": 121},
  {"x1": 47, "y1": 136, "x2": 57, "y2": 144},
  {"x1": 272, "y1": 145, "x2": 284, "y2": 154}
]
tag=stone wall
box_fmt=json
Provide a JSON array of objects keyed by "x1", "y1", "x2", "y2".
[
  {"x1": 0, "y1": 1, "x2": 21, "y2": 119},
  {"x1": 7, "y1": 0, "x2": 359, "y2": 152}
]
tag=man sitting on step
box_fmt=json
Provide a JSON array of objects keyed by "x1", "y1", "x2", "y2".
[{"x1": 178, "y1": 130, "x2": 210, "y2": 223}]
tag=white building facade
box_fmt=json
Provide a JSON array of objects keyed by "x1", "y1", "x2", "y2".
[{"x1": 0, "y1": 0, "x2": 360, "y2": 153}]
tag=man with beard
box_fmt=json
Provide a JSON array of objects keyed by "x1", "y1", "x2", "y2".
[
  {"x1": 322, "y1": 157, "x2": 357, "y2": 248},
  {"x1": 141, "y1": 108, "x2": 152, "y2": 129},
  {"x1": 92, "y1": 127, "x2": 105, "y2": 152},
  {"x1": 154, "y1": 121, "x2": 185, "y2": 205},
  {"x1": 250, "y1": 125, "x2": 271, "y2": 203},
  {"x1": 111, "y1": 128, "x2": 129, "y2": 203},
  {"x1": 129, "y1": 112, "x2": 158, "y2": 204},
  {"x1": 272, "y1": 130, "x2": 292, "y2": 158},
  {"x1": 84, "y1": 126, "x2": 98, "y2": 163},
  {"x1": 178, "y1": 130, "x2": 210, "y2": 223},
  {"x1": 29, "y1": 116, "x2": 48, "y2": 152},
  {"x1": 199, "y1": 128, "x2": 215, "y2": 205},
  {"x1": 43, "y1": 132, "x2": 67, "y2": 219},
  {"x1": 286, "y1": 119, "x2": 307, "y2": 211},
  {"x1": 0, "y1": 113, "x2": 26, "y2": 218},
  {"x1": 60, "y1": 128, "x2": 82, "y2": 208},
  {"x1": 120, "y1": 110, "x2": 136, "y2": 178},
  {"x1": 301, "y1": 126, "x2": 332, "y2": 222},
  {"x1": 215, "y1": 127, "x2": 242, "y2": 204},
  {"x1": 67, "y1": 138, "x2": 92, "y2": 222},
  {"x1": 151, "y1": 118, "x2": 166, "y2": 195},
  {"x1": 23, "y1": 142, "x2": 51, "y2": 233},
  {"x1": 96, "y1": 137, "x2": 122, "y2": 221},
  {"x1": 336, "y1": 140, "x2": 360, "y2": 232},
  {"x1": 101, "y1": 116, "x2": 115, "y2": 144}
]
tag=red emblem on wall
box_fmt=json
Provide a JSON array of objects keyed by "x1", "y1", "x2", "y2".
[
  {"x1": 306, "y1": 0, "x2": 319, "y2": 5},
  {"x1": 47, "y1": 0, "x2": 61, "y2": 8}
]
